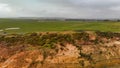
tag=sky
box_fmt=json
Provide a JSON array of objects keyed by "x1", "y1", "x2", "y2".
[{"x1": 0, "y1": 0, "x2": 120, "y2": 19}]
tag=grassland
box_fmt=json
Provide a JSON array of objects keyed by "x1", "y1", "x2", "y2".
[{"x1": 0, "y1": 19, "x2": 120, "y2": 34}]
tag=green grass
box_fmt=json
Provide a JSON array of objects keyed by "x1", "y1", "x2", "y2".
[{"x1": 0, "y1": 19, "x2": 120, "y2": 34}]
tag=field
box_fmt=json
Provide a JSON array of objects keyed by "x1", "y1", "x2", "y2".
[{"x1": 0, "y1": 19, "x2": 120, "y2": 34}]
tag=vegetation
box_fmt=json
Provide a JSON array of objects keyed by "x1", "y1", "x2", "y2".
[
  {"x1": 0, "y1": 31, "x2": 120, "y2": 48},
  {"x1": 0, "y1": 31, "x2": 120, "y2": 68},
  {"x1": 1, "y1": 19, "x2": 120, "y2": 34}
]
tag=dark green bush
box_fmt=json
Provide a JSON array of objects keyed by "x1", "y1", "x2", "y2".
[
  {"x1": 80, "y1": 52, "x2": 92, "y2": 60},
  {"x1": 96, "y1": 31, "x2": 120, "y2": 39}
]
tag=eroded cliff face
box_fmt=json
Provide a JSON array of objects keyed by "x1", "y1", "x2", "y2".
[{"x1": 0, "y1": 31, "x2": 120, "y2": 68}]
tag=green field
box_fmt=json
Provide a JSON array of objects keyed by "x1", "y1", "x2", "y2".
[{"x1": 0, "y1": 19, "x2": 120, "y2": 34}]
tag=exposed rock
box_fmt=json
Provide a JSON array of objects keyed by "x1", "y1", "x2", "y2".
[
  {"x1": 0, "y1": 32, "x2": 120, "y2": 68},
  {"x1": 45, "y1": 44, "x2": 80, "y2": 63},
  {"x1": 1, "y1": 50, "x2": 43, "y2": 68}
]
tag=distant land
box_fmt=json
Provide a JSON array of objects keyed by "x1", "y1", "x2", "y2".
[{"x1": 1, "y1": 17, "x2": 120, "y2": 22}]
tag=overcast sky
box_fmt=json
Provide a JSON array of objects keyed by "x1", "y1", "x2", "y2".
[{"x1": 0, "y1": 0, "x2": 120, "y2": 19}]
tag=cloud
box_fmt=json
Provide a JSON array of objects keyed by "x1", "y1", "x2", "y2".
[
  {"x1": 0, "y1": 3, "x2": 17, "y2": 17},
  {"x1": 0, "y1": 3, "x2": 11, "y2": 13},
  {"x1": 0, "y1": 0, "x2": 120, "y2": 18},
  {"x1": 110, "y1": 6, "x2": 120, "y2": 11}
]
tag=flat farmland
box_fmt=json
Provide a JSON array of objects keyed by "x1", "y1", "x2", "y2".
[{"x1": 0, "y1": 19, "x2": 120, "y2": 34}]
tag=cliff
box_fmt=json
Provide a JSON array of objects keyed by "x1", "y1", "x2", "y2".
[{"x1": 0, "y1": 31, "x2": 120, "y2": 68}]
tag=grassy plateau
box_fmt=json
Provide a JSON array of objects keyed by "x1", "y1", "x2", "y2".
[{"x1": 0, "y1": 19, "x2": 120, "y2": 34}]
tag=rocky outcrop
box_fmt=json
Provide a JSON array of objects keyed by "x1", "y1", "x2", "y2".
[
  {"x1": 0, "y1": 44, "x2": 81, "y2": 68},
  {"x1": 0, "y1": 42, "x2": 120, "y2": 68},
  {"x1": 0, "y1": 32, "x2": 120, "y2": 68},
  {"x1": 45, "y1": 44, "x2": 80, "y2": 64}
]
